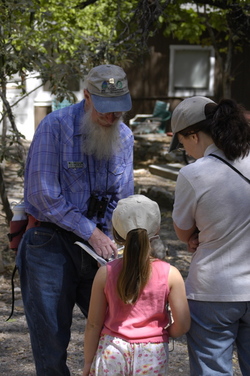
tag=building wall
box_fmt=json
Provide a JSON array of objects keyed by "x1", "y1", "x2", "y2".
[
  {"x1": 126, "y1": 32, "x2": 250, "y2": 129},
  {"x1": 231, "y1": 50, "x2": 250, "y2": 110},
  {"x1": 1, "y1": 75, "x2": 84, "y2": 141},
  {"x1": 2, "y1": 35, "x2": 249, "y2": 141}
]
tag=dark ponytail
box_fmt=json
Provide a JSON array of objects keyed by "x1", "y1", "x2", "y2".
[{"x1": 207, "y1": 99, "x2": 250, "y2": 160}]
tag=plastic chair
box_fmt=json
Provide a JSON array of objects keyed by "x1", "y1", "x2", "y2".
[
  {"x1": 129, "y1": 100, "x2": 171, "y2": 134},
  {"x1": 52, "y1": 99, "x2": 72, "y2": 111}
]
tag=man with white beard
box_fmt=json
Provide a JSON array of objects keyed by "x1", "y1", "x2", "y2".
[
  {"x1": 81, "y1": 96, "x2": 122, "y2": 161},
  {"x1": 16, "y1": 65, "x2": 134, "y2": 376}
]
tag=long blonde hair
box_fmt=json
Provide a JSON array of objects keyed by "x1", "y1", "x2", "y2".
[{"x1": 113, "y1": 228, "x2": 151, "y2": 304}]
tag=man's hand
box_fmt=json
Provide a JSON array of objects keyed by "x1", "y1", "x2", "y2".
[
  {"x1": 187, "y1": 231, "x2": 199, "y2": 253},
  {"x1": 88, "y1": 227, "x2": 118, "y2": 260}
]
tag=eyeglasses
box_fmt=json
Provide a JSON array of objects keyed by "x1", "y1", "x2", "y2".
[
  {"x1": 179, "y1": 130, "x2": 198, "y2": 137},
  {"x1": 176, "y1": 134, "x2": 185, "y2": 151},
  {"x1": 96, "y1": 111, "x2": 123, "y2": 118},
  {"x1": 177, "y1": 142, "x2": 184, "y2": 151},
  {"x1": 177, "y1": 129, "x2": 199, "y2": 151}
]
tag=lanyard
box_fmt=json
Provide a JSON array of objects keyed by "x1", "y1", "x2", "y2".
[{"x1": 209, "y1": 153, "x2": 250, "y2": 184}]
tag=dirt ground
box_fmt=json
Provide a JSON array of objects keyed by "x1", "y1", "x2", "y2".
[{"x1": 0, "y1": 136, "x2": 242, "y2": 375}]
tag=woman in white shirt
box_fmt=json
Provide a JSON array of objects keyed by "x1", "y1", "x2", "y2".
[{"x1": 169, "y1": 96, "x2": 250, "y2": 376}]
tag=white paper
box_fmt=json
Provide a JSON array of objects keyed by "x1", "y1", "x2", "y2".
[{"x1": 74, "y1": 241, "x2": 107, "y2": 265}]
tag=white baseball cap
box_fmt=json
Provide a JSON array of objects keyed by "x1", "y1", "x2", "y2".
[
  {"x1": 86, "y1": 64, "x2": 132, "y2": 113},
  {"x1": 169, "y1": 96, "x2": 216, "y2": 152},
  {"x1": 112, "y1": 194, "x2": 161, "y2": 239}
]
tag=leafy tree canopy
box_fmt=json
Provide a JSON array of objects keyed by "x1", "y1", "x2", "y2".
[
  {"x1": 0, "y1": 0, "x2": 142, "y2": 102},
  {"x1": 1, "y1": 0, "x2": 250, "y2": 223},
  {"x1": 2, "y1": 0, "x2": 248, "y2": 103},
  {"x1": 158, "y1": 0, "x2": 250, "y2": 48}
]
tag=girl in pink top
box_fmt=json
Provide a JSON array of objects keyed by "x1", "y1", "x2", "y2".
[{"x1": 83, "y1": 195, "x2": 190, "y2": 376}]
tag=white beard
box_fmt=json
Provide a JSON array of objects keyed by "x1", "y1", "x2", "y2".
[{"x1": 81, "y1": 108, "x2": 122, "y2": 160}]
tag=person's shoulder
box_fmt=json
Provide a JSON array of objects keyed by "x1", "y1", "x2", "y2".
[
  {"x1": 169, "y1": 264, "x2": 181, "y2": 274},
  {"x1": 52, "y1": 101, "x2": 83, "y2": 119},
  {"x1": 120, "y1": 121, "x2": 133, "y2": 138},
  {"x1": 95, "y1": 264, "x2": 107, "y2": 280},
  {"x1": 105, "y1": 258, "x2": 122, "y2": 281},
  {"x1": 47, "y1": 102, "x2": 84, "y2": 133},
  {"x1": 168, "y1": 265, "x2": 185, "y2": 286},
  {"x1": 153, "y1": 259, "x2": 171, "y2": 273},
  {"x1": 107, "y1": 258, "x2": 123, "y2": 269},
  {"x1": 153, "y1": 258, "x2": 170, "y2": 265},
  {"x1": 179, "y1": 156, "x2": 211, "y2": 179},
  {"x1": 37, "y1": 101, "x2": 82, "y2": 128}
]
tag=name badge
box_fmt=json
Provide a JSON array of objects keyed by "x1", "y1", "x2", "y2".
[{"x1": 67, "y1": 161, "x2": 83, "y2": 169}]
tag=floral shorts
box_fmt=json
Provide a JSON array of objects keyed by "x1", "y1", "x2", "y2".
[{"x1": 89, "y1": 334, "x2": 169, "y2": 375}]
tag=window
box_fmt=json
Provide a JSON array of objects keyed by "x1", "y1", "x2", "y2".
[{"x1": 168, "y1": 45, "x2": 215, "y2": 97}]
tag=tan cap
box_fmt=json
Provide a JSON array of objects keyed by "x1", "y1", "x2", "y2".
[
  {"x1": 112, "y1": 194, "x2": 161, "y2": 239},
  {"x1": 169, "y1": 96, "x2": 216, "y2": 152},
  {"x1": 86, "y1": 64, "x2": 132, "y2": 113}
]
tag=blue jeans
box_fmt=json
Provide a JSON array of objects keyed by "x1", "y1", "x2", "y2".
[
  {"x1": 187, "y1": 300, "x2": 250, "y2": 376},
  {"x1": 16, "y1": 226, "x2": 98, "y2": 376}
]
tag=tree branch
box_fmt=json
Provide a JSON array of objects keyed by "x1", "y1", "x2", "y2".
[
  {"x1": 194, "y1": 0, "x2": 250, "y2": 44},
  {"x1": 75, "y1": 0, "x2": 98, "y2": 9}
]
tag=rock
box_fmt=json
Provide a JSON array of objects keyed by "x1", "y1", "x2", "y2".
[{"x1": 144, "y1": 186, "x2": 174, "y2": 210}]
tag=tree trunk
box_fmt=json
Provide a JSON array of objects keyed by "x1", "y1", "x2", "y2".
[
  {"x1": 0, "y1": 165, "x2": 13, "y2": 224},
  {"x1": 0, "y1": 78, "x2": 25, "y2": 222},
  {"x1": 223, "y1": 34, "x2": 233, "y2": 99},
  {"x1": 0, "y1": 77, "x2": 8, "y2": 147}
]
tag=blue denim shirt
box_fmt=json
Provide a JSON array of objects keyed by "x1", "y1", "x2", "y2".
[{"x1": 24, "y1": 100, "x2": 134, "y2": 241}]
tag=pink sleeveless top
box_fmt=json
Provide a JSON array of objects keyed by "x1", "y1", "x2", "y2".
[{"x1": 102, "y1": 258, "x2": 171, "y2": 343}]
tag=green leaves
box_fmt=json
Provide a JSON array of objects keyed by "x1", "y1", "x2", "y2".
[{"x1": 1, "y1": 0, "x2": 250, "y2": 105}]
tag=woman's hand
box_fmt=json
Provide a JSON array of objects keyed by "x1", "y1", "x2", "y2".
[{"x1": 187, "y1": 231, "x2": 199, "y2": 253}]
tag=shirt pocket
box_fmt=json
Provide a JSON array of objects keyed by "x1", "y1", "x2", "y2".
[
  {"x1": 61, "y1": 160, "x2": 87, "y2": 193},
  {"x1": 107, "y1": 160, "x2": 126, "y2": 191},
  {"x1": 108, "y1": 160, "x2": 126, "y2": 176}
]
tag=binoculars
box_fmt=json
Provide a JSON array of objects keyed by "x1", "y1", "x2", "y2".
[{"x1": 87, "y1": 194, "x2": 109, "y2": 219}]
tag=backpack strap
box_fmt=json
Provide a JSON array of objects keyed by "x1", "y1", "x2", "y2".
[
  {"x1": 5, "y1": 265, "x2": 17, "y2": 321},
  {"x1": 209, "y1": 153, "x2": 250, "y2": 184}
]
